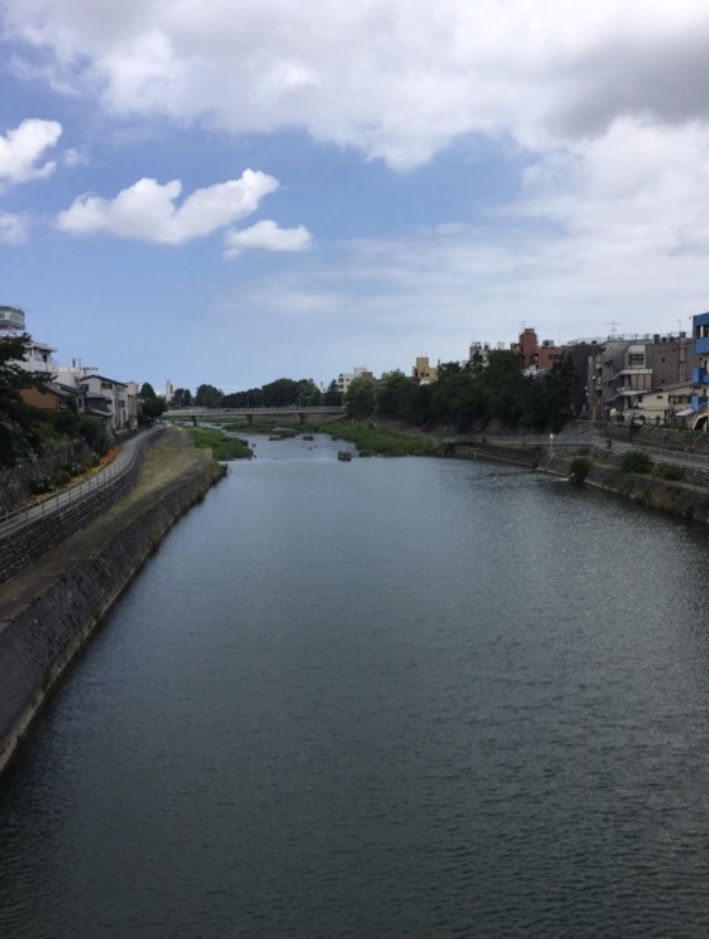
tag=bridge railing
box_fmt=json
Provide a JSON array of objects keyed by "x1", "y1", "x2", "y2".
[{"x1": 164, "y1": 406, "x2": 345, "y2": 417}]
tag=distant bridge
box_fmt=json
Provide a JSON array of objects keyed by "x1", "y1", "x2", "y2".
[{"x1": 164, "y1": 405, "x2": 346, "y2": 425}]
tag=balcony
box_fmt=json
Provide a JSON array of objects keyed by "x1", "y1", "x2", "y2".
[
  {"x1": 694, "y1": 337, "x2": 709, "y2": 355},
  {"x1": 691, "y1": 367, "x2": 709, "y2": 384}
]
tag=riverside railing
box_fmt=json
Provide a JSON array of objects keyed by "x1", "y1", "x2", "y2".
[{"x1": 0, "y1": 427, "x2": 163, "y2": 585}]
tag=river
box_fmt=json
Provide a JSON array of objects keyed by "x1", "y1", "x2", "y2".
[{"x1": 2, "y1": 433, "x2": 709, "y2": 938}]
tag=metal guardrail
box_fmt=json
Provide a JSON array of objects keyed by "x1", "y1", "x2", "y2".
[
  {"x1": 550, "y1": 433, "x2": 709, "y2": 473},
  {"x1": 0, "y1": 427, "x2": 161, "y2": 541}
]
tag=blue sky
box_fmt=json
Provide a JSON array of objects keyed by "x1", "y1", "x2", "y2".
[{"x1": 2, "y1": 1, "x2": 709, "y2": 395}]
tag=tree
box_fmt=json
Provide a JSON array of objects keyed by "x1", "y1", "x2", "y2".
[
  {"x1": 170, "y1": 387, "x2": 192, "y2": 408},
  {"x1": 429, "y1": 366, "x2": 483, "y2": 431},
  {"x1": 322, "y1": 379, "x2": 343, "y2": 406},
  {"x1": 194, "y1": 383, "x2": 224, "y2": 408},
  {"x1": 376, "y1": 370, "x2": 417, "y2": 421},
  {"x1": 295, "y1": 378, "x2": 321, "y2": 406},
  {"x1": 345, "y1": 377, "x2": 376, "y2": 418},
  {"x1": 477, "y1": 350, "x2": 526, "y2": 425},
  {"x1": 139, "y1": 381, "x2": 167, "y2": 424},
  {"x1": 540, "y1": 353, "x2": 576, "y2": 432},
  {"x1": 0, "y1": 333, "x2": 48, "y2": 466}
]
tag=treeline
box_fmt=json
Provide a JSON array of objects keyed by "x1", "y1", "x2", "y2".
[
  {"x1": 170, "y1": 350, "x2": 575, "y2": 433},
  {"x1": 346, "y1": 350, "x2": 576, "y2": 433},
  {"x1": 171, "y1": 377, "x2": 342, "y2": 409}
]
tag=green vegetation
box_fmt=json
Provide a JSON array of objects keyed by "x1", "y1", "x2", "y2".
[
  {"x1": 652, "y1": 462, "x2": 684, "y2": 482},
  {"x1": 344, "y1": 351, "x2": 576, "y2": 433},
  {"x1": 30, "y1": 453, "x2": 101, "y2": 495},
  {"x1": 185, "y1": 426, "x2": 253, "y2": 460},
  {"x1": 189, "y1": 377, "x2": 324, "y2": 410},
  {"x1": 0, "y1": 333, "x2": 48, "y2": 465},
  {"x1": 139, "y1": 382, "x2": 167, "y2": 425},
  {"x1": 568, "y1": 455, "x2": 592, "y2": 483},
  {"x1": 620, "y1": 450, "x2": 653, "y2": 474},
  {"x1": 0, "y1": 334, "x2": 114, "y2": 468},
  {"x1": 172, "y1": 350, "x2": 574, "y2": 436},
  {"x1": 325, "y1": 420, "x2": 434, "y2": 457}
]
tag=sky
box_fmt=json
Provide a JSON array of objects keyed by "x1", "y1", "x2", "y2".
[{"x1": 2, "y1": 1, "x2": 709, "y2": 395}]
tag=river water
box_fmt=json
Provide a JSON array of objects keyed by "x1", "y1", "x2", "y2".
[{"x1": 2, "y1": 433, "x2": 709, "y2": 938}]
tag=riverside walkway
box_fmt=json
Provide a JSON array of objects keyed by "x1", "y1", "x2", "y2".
[
  {"x1": 553, "y1": 423, "x2": 709, "y2": 474},
  {"x1": 0, "y1": 426, "x2": 164, "y2": 584}
]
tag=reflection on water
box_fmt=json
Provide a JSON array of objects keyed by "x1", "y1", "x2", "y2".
[{"x1": 2, "y1": 439, "x2": 709, "y2": 938}]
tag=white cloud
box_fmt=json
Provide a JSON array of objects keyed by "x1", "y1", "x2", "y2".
[
  {"x1": 0, "y1": 118, "x2": 62, "y2": 185},
  {"x1": 224, "y1": 219, "x2": 312, "y2": 257},
  {"x1": 519, "y1": 118, "x2": 709, "y2": 260},
  {"x1": 56, "y1": 169, "x2": 280, "y2": 243},
  {"x1": 5, "y1": 1, "x2": 709, "y2": 168},
  {"x1": 0, "y1": 211, "x2": 30, "y2": 243}
]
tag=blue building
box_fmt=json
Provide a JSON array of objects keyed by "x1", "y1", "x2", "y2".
[{"x1": 691, "y1": 311, "x2": 709, "y2": 414}]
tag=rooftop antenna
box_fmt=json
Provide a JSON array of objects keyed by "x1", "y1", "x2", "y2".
[{"x1": 607, "y1": 321, "x2": 619, "y2": 338}]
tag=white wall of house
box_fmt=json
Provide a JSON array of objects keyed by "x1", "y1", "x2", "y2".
[
  {"x1": 78, "y1": 374, "x2": 130, "y2": 430},
  {"x1": 18, "y1": 340, "x2": 59, "y2": 375}
]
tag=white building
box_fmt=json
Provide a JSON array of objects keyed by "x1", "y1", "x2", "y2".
[
  {"x1": 336, "y1": 366, "x2": 374, "y2": 395},
  {"x1": 17, "y1": 339, "x2": 60, "y2": 375}
]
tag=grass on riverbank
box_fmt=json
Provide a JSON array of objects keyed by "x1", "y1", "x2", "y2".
[
  {"x1": 185, "y1": 426, "x2": 253, "y2": 460},
  {"x1": 322, "y1": 420, "x2": 435, "y2": 457},
  {"x1": 181, "y1": 416, "x2": 436, "y2": 457}
]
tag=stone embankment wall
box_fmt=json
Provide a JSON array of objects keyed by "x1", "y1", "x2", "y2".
[
  {"x1": 0, "y1": 440, "x2": 91, "y2": 515},
  {"x1": 457, "y1": 443, "x2": 709, "y2": 524},
  {"x1": 0, "y1": 458, "x2": 141, "y2": 585},
  {"x1": 0, "y1": 458, "x2": 225, "y2": 774},
  {"x1": 536, "y1": 452, "x2": 709, "y2": 523},
  {"x1": 583, "y1": 464, "x2": 709, "y2": 523},
  {"x1": 453, "y1": 443, "x2": 542, "y2": 468},
  {"x1": 606, "y1": 423, "x2": 709, "y2": 455}
]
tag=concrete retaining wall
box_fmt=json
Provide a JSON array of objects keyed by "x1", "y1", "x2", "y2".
[{"x1": 0, "y1": 459, "x2": 225, "y2": 774}]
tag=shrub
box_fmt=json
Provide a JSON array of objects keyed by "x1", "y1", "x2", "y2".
[
  {"x1": 620, "y1": 450, "x2": 652, "y2": 474},
  {"x1": 653, "y1": 463, "x2": 684, "y2": 482},
  {"x1": 31, "y1": 474, "x2": 55, "y2": 494},
  {"x1": 79, "y1": 417, "x2": 110, "y2": 456},
  {"x1": 569, "y1": 456, "x2": 591, "y2": 483},
  {"x1": 52, "y1": 467, "x2": 73, "y2": 487}
]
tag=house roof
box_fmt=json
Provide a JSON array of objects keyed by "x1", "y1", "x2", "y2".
[{"x1": 80, "y1": 374, "x2": 128, "y2": 388}]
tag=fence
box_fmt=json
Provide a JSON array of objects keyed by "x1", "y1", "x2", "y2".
[{"x1": 0, "y1": 428, "x2": 162, "y2": 586}]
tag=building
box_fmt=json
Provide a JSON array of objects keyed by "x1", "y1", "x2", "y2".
[
  {"x1": 76, "y1": 374, "x2": 130, "y2": 431},
  {"x1": 587, "y1": 332, "x2": 696, "y2": 420},
  {"x1": 0, "y1": 305, "x2": 26, "y2": 333},
  {"x1": 468, "y1": 341, "x2": 506, "y2": 369},
  {"x1": 336, "y1": 367, "x2": 375, "y2": 395},
  {"x1": 20, "y1": 339, "x2": 59, "y2": 375},
  {"x1": 513, "y1": 328, "x2": 566, "y2": 374},
  {"x1": 411, "y1": 356, "x2": 438, "y2": 384},
  {"x1": 633, "y1": 382, "x2": 695, "y2": 425},
  {"x1": 19, "y1": 385, "x2": 69, "y2": 410}
]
